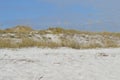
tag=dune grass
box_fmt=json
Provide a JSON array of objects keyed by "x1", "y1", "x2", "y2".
[
  {"x1": 0, "y1": 38, "x2": 119, "y2": 49},
  {"x1": 0, "y1": 26, "x2": 120, "y2": 49}
]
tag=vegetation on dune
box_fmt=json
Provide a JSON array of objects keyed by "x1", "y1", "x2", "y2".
[
  {"x1": 0, "y1": 29, "x2": 4, "y2": 33},
  {"x1": 0, "y1": 38, "x2": 119, "y2": 49},
  {"x1": 0, "y1": 25, "x2": 33, "y2": 33},
  {"x1": 0, "y1": 25, "x2": 120, "y2": 49}
]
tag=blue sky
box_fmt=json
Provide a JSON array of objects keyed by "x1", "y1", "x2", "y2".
[{"x1": 0, "y1": 0, "x2": 120, "y2": 32}]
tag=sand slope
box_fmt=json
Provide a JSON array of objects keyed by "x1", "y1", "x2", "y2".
[{"x1": 0, "y1": 48, "x2": 120, "y2": 80}]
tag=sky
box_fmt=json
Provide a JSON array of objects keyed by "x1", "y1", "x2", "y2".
[{"x1": 0, "y1": 0, "x2": 120, "y2": 32}]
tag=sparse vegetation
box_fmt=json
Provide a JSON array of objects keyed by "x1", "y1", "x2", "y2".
[
  {"x1": 0, "y1": 26, "x2": 120, "y2": 49},
  {"x1": 3, "y1": 25, "x2": 33, "y2": 33}
]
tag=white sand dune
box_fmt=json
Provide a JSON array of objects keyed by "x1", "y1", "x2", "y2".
[{"x1": 0, "y1": 48, "x2": 120, "y2": 80}]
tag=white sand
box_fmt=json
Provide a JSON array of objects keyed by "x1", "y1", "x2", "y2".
[{"x1": 0, "y1": 47, "x2": 120, "y2": 80}]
